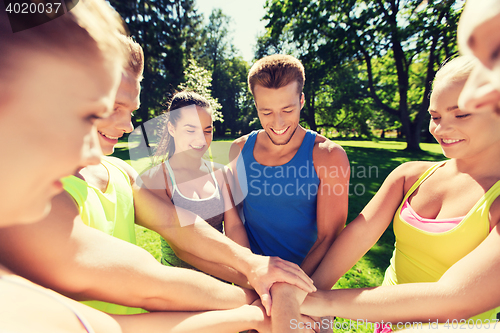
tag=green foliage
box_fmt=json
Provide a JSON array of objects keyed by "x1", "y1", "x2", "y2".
[
  {"x1": 177, "y1": 59, "x2": 223, "y2": 122},
  {"x1": 108, "y1": 0, "x2": 204, "y2": 123},
  {"x1": 261, "y1": 0, "x2": 463, "y2": 150},
  {"x1": 192, "y1": 8, "x2": 256, "y2": 137}
]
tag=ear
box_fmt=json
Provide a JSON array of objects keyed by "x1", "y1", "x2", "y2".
[
  {"x1": 300, "y1": 93, "x2": 305, "y2": 110},
  {"x1": 167, "y1": 121, "x2": 175, "y2": 137}
]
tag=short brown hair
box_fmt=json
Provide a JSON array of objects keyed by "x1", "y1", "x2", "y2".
[
  {"x1": 119, "y1": 35, "x2": 144, "y2": 81},
  {"x1": 248, "y1": 54, "x2": 305, "y2": 95}
]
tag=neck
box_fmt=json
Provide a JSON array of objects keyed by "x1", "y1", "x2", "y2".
[
  {"x1": 169, "y1": 152, "x2": 203, "y2": 171},
  {"x1": 262, "y1": 125, "x2": 306, "y2": 153},
  {"x1": 452, "y1": 149, "x2": 500, "y2": 179}
]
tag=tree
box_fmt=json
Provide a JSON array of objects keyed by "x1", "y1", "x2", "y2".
[
  {"x1": 177, "y1": 59, "x2": 223, "y2": 122},
  {"x1": 194, "y1": 9, "x2": 252, "y2": 137},
  {"x1": 263, "y1": 0, "x2": 463, "y2": 150},
  {"x1": 108, "y1": 0, "x2": 204, "y2": 124}
]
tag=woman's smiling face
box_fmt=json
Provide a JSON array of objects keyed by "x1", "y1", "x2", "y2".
[
  {"x1": 169, "y1": 105, "x2": 213, "y2": 158},
  {"x1": 429, "y1": 79, "x2": 500, "y2": 161}
]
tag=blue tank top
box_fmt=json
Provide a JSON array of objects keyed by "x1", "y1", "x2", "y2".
[{"x1": 236, "y1": 130, "x2": 320, "y2": 265}]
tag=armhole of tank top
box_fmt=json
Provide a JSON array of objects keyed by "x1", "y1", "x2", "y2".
[
  {"x1": 62, "y1": 179, "x2": 85, "y2": 215},
  {"x1": 404, "y1": 161, "x2": 447, "y2": 203},
  {"x1": 243, "y1": 130, "x2": 259, "y2": 155},
  {"x1": 162, "y1": 160, "x2": 176, "y2": 198},
  {"x1": 307, "y1": 130, "x2": 317, "y2": 162},
  {"x1": 479, "y1": 180, "x2": 500, "y2": 226},
  {"x1": 99, "y1": 159, "x2": 113, "y2": 193},
  {"x1": 102, "y1": 157, "x2": 131, "y2": 187}
]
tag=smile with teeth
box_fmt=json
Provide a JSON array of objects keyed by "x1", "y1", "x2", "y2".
[
  {"x1": 272, "y1": 127, "x2": 289, "y2": 135},
  {"x1": 190, "y1": 144, "x2": 204, "y2": 149},
  {"x1": 442, "y1": 138, "x2": 463, "y2": 144},
  {"x1": 98, "y1": 131, "x2": 120, "y2": 140}
]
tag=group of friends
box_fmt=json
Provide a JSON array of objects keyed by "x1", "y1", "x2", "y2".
[{"x1": 1, "y1": 0, "x2": 500, "y2": 332}]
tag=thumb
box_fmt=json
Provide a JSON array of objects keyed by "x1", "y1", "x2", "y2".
[{"x1": 260, "y1": 292, "x2": 272, "y2": 316}]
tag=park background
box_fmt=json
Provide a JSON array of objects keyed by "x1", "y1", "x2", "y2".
[{"x1": 109, "y1": 0, "x2": 463, "y2": 331}]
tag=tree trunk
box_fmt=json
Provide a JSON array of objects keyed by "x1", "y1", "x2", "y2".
[{"x1": 405, "y1": 121, "x2": 422, "y2": 151}]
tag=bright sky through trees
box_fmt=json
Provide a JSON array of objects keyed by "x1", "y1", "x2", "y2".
[{"x1": 196, "y1": 0, "x2": 267, "y2": 63}]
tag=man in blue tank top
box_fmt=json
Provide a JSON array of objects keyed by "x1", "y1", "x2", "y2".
[{"x1": 229, "y1": 54, "x2": 350, "y2": 332}]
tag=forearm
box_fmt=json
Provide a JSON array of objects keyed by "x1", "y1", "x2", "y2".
[
  {"x1": 271, "y1": 283, "x2": 307, "y2": 333},
  {"x1": 134, "y1": 186, "x2": 258, "y2": 277},
  {"x1": 0, "y1": 215, "x2": 254, "y2": 312},
  {"x1": 300, "y1": 236, "x2": 334, "y2": 278},
  {"x1": 301, "y1": 283, "x2": 482, "y2": 323},
  {"x1": 171, "y1": 247, "x2": 252, "y2": 288},
  {"x1": 114, "y1": 304, "x2": 268, "y2": 333},
  {"x1": 311, "y1": 217, "x2": 387, "y2": 290},
  {"x1": 65, "y1": 234, "x2": 255, "y2": 311},
  {"x1": 224, "y1": 220, "x2": 251, "y2": 249}
]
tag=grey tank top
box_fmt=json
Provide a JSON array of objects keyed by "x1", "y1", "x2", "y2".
[{"x1": 160, "y1": 160, "x2": 225, "y2": 269}]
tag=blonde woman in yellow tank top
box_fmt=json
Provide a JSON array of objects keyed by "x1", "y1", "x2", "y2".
[{"x1": 297, "y1": 53, "x2": 500, "y2": 326}]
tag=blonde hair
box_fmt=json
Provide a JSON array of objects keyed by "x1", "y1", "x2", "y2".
[
  {"x1": 119, "y1": 35, "x2": 144, "y2": 81},
  {"x1": 433, "y1": 55, "x2": 479, "y2": 90},
  {"x1": 0, "y1": 0, "x2": 127, "y2": 81},
  {"x1": 248, "y1": 54, "x2": 305, "y2": 95}
]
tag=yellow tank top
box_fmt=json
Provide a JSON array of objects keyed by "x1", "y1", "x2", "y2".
[
  {"x1": 383, "y1": 161, "x2": 500, "y2": 320},
  {"x1": 62, "y1": 157, "x2": 146, "y2": 315}
]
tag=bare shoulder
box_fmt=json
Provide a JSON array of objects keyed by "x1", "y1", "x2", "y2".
[
  {"x1": 229, "y1": 134, "x2": 251, "y2": 162},
  {"x1": 389, "y1": 160, "x2": 441, "y2": 193},
  {"x1": 312, "y1": 134, "x2": 349, "y2": 166},
  {"x1": 136, "y1": 162, "x2": 169, "y2": 190},
  {"x1": 104, "y1": 156, "x2": 139, "y2": 185},
  {"x1": 395, "y1": 160, "x2": 439, "y2": 180}
]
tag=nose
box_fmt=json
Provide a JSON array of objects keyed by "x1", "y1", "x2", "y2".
[
  {"x1": 459, "y1": 64, "x2": 500, "y2": 112},
  {"x1": 80, "y1": 128, "x2": 102, "y2": 166},
  {"x1": 193, "y1": 129, "x2": 207, "y2": 146},
  {"x1": 117, "y1": 112, "x2": 134, "y2": 134},
  {"x1": 432, "y1": 118, "x2": 453, "y2": 136},
  {"x1": 274, "y1": 113, "x2": 286, "y2": 128}
]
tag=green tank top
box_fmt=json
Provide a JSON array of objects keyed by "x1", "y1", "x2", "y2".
[
  {"x1": 383, "y1": 161, "x2": 500, "y2": 320},
  {"x1": 62, "y1": 157, "x2": 146, "y2": 315}
]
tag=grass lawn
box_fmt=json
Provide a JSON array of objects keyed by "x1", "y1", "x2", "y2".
[{"x1": 112, "y1": 137, "x2": 445, "y2": 332}]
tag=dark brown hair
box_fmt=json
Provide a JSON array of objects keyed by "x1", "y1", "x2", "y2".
[{"x1": 248, "y1": 54, "x2": 305, "y2": 95}]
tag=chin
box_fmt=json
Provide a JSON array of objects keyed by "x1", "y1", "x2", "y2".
[{"x1": 102, "y1": 146, "x2": 115, "y2": 156}]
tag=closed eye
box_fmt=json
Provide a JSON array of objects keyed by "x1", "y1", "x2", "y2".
[{"x1": 87, "y1": 114, "x2": 104, "y2": 123}]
